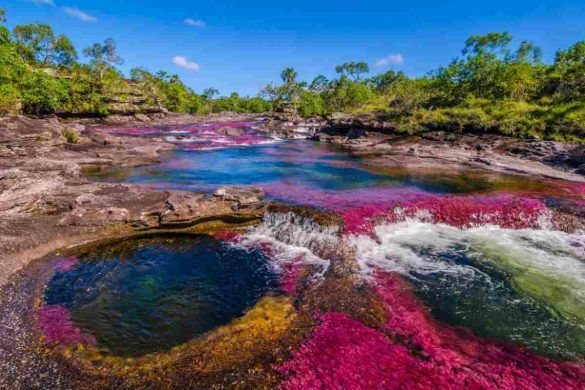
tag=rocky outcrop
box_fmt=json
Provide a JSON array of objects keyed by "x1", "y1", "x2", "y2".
[
  {"x1": 326, "y1": 112, "x2": 396, "y2": 133},
  {"x1": 0, "y1": 115, "x2": 267, "y2": 286},
  {"x1": 57, "y1": 80, "x2": 168, "y2": 120},
  {"x1": 308, "y1": 114, "x2": 584, "y2": 180}
]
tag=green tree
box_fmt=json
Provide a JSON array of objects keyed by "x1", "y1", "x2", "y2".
[
  {"x1": 52, "y1": 35, "x2": 78, "y2": 68},
  {"x1": 432, "y1": 32, "x2": 522, "y2": 102},
  {"x1": 546, "y1": 41, "x2": 585, "y2": 100},
  {"x1": 335, "y1": 61, "x2": 370, "y2": 81},
  {"x1": 369, "y1": 70, "x2": 406, "y2": 93},
  {"x1": 0, "y1": 23, "x2": 27, "y2": 111},
  {"x1": 20, "y1": 71, "x2": 67, "y2": 115},
  {"x1": 0, "y1": 8, "x2": 7, "y2": 24},
  {"x1": 325, "y1": 75, "x2": 373, "y2": 111},
  {"x1": 463, "y1": 32, "x2": 512, "y2": 56},
  {"x1": 0, "y1": 24, "x2": 9, "y2": 46},
  {"x1": 298, "y1": 90, "x2": 325, "y2": 117},
  {"x1": 280, "y1": 67, "x2": 298, "y2": 84},
  {"x1": 309, "y1": 75, "x2": 329, "y2": 93},
  {"x1": 505, "y1": 41, "x2": 542, "y2": 101},
  {"x1": 276, "y1": 67, "x2": 306, "y2": 105},
  {"x1": 83, "y1": 38, "x2": 124, "y2": 81},
  {"x1": 13, "y1": 23, "x2": 55, "y2": 64},
  {"x1": 0, "y1": 23, "x2": 27, "y2": 87},
  {"x1": 246, "y1": 97, "x2": 271, "y2": 113},
  {"x1": 12, "y1": 23, "x2": 77, "y2": 67},
  {"x1": 202, "y1": 87, "x2": 219, "y2": 100}
]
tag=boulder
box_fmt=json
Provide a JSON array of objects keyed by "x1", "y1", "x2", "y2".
[
  {"x1": 134, "y1": 113, "x2": 151, "y2": 122},
  {"x1": 213, "y1": 186, "x2": 264, "y2": 207},
  {"x1": 217, "y1": 126, "x2": 246, "y2": 137}
]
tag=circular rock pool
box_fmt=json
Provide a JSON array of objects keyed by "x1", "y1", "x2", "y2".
[{"x1": 41, "y1": 234, "x2": 277, "y2": 356}]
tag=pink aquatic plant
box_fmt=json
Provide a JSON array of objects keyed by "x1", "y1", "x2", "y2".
[
  {"x1": 212, "y1": 230, "x2": 241, "y2": 242},
  {"x1": 95, "y1": 121, "x2": 276, "y2": 150},
  {"x1": 262, "y1": 183, "x2": 423, "y2": 210},
  {"x1": 276, "y1": 273, "x2": 585, "y2": 389},
  {"x1": 276, "y1": 312, "x2": 445, "y2": 389},
  {"x1": 341, "y1": 193, "x2": 551, "y2": 235},
  {"x1": 278, "y1": 261, "x2": 303, "y2": 294},
  {"x1": 36, "y1": 305, "x2": 96, "y2": 346},
  {"x1": 374, "y1": 273, "x2": 585, "y2": 388},
  {"x1": 54, "y1": 256, "x2": 79, "y2": 273},
  {"x1": 262, "y1": 183, "x2": 553, "y2": 234}
]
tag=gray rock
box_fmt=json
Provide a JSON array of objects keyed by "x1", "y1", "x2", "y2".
[
  {"x1": 0, "y1": 168, "x2": 21, "y2": 180},
  {"x1": 213, "y1": 186, "x2": 264, "y2": 207},
  {"x1": 217, "y1": 126, "x2": 246, "y2": 137},
  {"x1": 134, "y1": 113, "x2": 151, "y2": 122}
]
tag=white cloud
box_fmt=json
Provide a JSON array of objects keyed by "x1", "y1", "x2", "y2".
[
  {"x1": 63, "y1": 7, "x2": 97, "y2": 22},
  {"x1": 32, "y1": 0, "x2": 56, "y2": 6},
  {"x1": 375, "y1": 54, "x2": 404, "y2": 67},
  {"x1": 184, "y1": 18, "x2": 206, "y2": 27},
  {"x1": 172, "y1": 56, "x2": 200, "y2": 71}
]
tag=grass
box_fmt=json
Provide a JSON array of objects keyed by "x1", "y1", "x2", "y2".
[{"x1": 347, "y1": 97, "x2": 585, "y2": 142}]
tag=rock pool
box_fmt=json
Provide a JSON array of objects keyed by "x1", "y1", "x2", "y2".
[{"x1": 41, "y1": 235, "x2": 277, "y2": 356}]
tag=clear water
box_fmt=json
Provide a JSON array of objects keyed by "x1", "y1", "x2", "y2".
[
  {"x1": 87, "y1": 140, "x2": 564, "y2": 197},
  {"x1": 44, "y1": 235, "x2": 277, "y2": 356}
]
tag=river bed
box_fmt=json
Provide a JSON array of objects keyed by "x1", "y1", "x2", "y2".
[{"x1": 5, "y1": 120, "x2": 585, "y2": 388}]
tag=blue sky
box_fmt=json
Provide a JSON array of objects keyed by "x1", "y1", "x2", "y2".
[{"x1": 3, "y1": 0, "x2": 584, "y2": 96}]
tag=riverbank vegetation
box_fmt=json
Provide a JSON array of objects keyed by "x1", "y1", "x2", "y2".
[
  {"x1": 0, "y1": 8, "x2": 583, "y2": 141},
  {"x1": 0, "y1": 9, "x2": 271, "y2": 117},
  {"x1": 265, "y1": 33, "x2": 585, "y2": 141}
]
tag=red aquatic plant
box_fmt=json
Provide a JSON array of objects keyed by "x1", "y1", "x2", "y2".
[
  {"x1": 278, "y1": 261, "x2": 303, "y2": 294},
  {"x1": 276, "y1": 273, "x2": 585, "y2": 389},
  {"x1": 276, "y1": 312, "x2": 445, "y2": 389},
  {"x1": 262, "y1": 184, "x2": 552, "y2": 234},
  {"x1": 341, "y1": 194, "x2": 550, "y2": 235},
  {"x1": 373, "y1": 273, "x2": 585, "y2": 389},
  {"x1": 212, "y1": 230, "x2": 241, "y2": 242},
  {"x1": 36, "y1": 305, "x2": 96, "y2": 346}
]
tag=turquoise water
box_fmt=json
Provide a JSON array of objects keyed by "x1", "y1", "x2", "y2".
[{"x1": 87, "y1": 140, "x2": 554, "y2": 196}]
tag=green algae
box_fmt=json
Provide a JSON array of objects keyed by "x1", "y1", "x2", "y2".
[{"x1": 469, "y1": 235, "x2": 585, "y2": 327}]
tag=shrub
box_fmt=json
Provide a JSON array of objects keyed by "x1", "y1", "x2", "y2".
[
  {"x1": 298, "y1": 91, "x2": 326, "y2": 118},
  {"x1": 0, "y1": 83, "x2": 20, "y2": 113},
  {"x1": 62, "y1": 129, "x2": 79, "y2": 143},
  {"x1": 20, "y1": 71, "x2": 67, "y2": 115}
]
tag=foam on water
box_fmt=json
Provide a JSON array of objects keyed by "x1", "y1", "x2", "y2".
[
  {"x1": 238, "y1": 212, "x2": 336, "y2": 275},
  {"x1": 349, "y1": 221, "x2": 584, "y2": 278}
]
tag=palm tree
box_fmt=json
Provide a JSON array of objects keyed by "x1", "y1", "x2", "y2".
[{"x1": 280, "y1": 67, "x2": 298, "y2": 84}]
